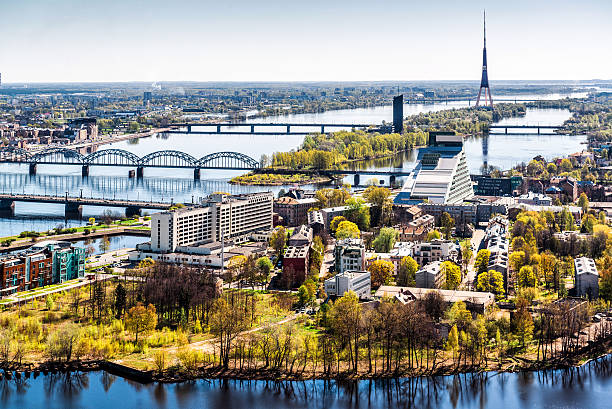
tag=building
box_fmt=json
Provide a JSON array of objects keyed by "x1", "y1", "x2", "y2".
[
  {"x1": 274, "y1": 197, "x2": 318, "y2": 226},
  {"x1": 307, "y1": 210, "x2": 325, "y2": 235},
  {"x1": 150, "y1": 192, "x2": 273, "y2": 253},
  {"x1": 415, "y1": 261, "x2": 444, "y2": 288},
  {"x1": 395, "y1": 214, "x2": 435, "y2": 242},
  {"x1": 287, "y1": 225, "x2": 313, "y2": 247},
  {"x1": 388, "y1": 242, "x2": 415, "y2": 273},
  {"x1": 473, "y1": 176, "x2": 522, "y2": 196},
  {"x1": 393, "y1": 94, "x2": 403, "y2": 133},
  {"x1": 517, "y1": 192, "x2": 553, "y2": 206},
  {"x1": 412, "y1": 239, "x2": 459, "y2": 266},
  {"x1": 394, "y1": 132, "x2": 474, "y2": 205},
  {"x1": 574, "y1": 257, "x2": 599, "y2": 299},
  {"x1": 0, "y1": 241, "x2": 85, "y2": 296},
  {"x1": 324, "y1": 271, "x2": 371, "y2": 299},
  {"x1": 334, "y1": 238, "x2": 366, "y2": 274},
  {"x1": 283, "y1": 246, "x2": 310, "y2": 288},
  {"x1": 375, "y1": 286, "x2": 495, "y2": 314}
]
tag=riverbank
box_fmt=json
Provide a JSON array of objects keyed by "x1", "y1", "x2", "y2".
[{"x1": 1, "y1": 337, "x2": 609, "y2": 384}]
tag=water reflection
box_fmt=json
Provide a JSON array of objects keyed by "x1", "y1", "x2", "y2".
[{"x1": 1, "y1": 357, "x2": 611, "y2": 409}]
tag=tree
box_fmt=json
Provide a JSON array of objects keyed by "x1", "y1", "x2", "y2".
[
  {"x1": 513, "y1": 297, "x2": 533, "y2": 348},
  {"x1": 114, "y1": 283, "x2": 127, "y2": 318},
  {"x1": 330, "y1": 291, "x2": 361, "y2": 372},
  {"x1": 600, "y1": 269, "x2": 612, "y2": 302},
  {"x1": 460, "y1": 240, "x2": 473, "y2": 273},
  {"x1": 255, "y1": 256, "x2": 273, "y2": 285},
  {"x1": 343, "y1": 198, "x2": 370, "y2": 230},
  {"x1": 46, "y1": 323, "x2": 81, "y2": 362},
  {"x1": 335, "y1": 220, "x2": 360, "y2": 239},
  {"x1": 440, "y1": 212, "x2": 455, "y2": 240},
  {"x1": 517, "y1": 265, "x2": 537, "y2": 288},
  {"x1": 269, "y1": 227, "x2": 287, "y2": 258},
  {"x1": 474, "y1": 249, "x2": 491, "y2": 276},
  {"x1": 297, "y1": 285, "x2": 311, "y2": 307},
  {"x1": 441, "y1": 261, "x2": 461, "y2": 290},
  {"x1": 447, "y1": 301, "x2": 472, "y2": 330},
  {"x1": 476, "y1": 270, "x2": 505, "y2": 295},
  {"x1": 397, "y1": 256, "x2": 418, "y2": 287},
  {"x1": 509, "y1": 251, "x2": 526, "y2": 273},
  {"x1": 426, "y1": 230, "x2": 441, "y2": 242},
  {"x1": 125, "y1": 303, "x2": 157, "y2": 343},
  {"x1": 228, "y1": 255, "x2": 248, "y2": 280},
  {"x1": 577, "y1": 192, "x2": 589, "y2": 213},
  {"x1": 560, "y1": 158, "x2": 573, "y2": 172},
  {"x1": 447, "y1": 324, "x2": 459, "y2": 363},
  {"x1": 363, "y1": 186, "x2": 392, "y2": 226},
  {"x1": 330, "y1": 216, "x2": 347, "y2": 233},
  {"x1": 210, "y1": 296, "x2": 248, "y2": 368},
  {"x1": 368, "y1": 259, "x2": 394, "y2": 288},
  {"x1": 372, "y1": 227, "x2": 398, "y2": 252}
]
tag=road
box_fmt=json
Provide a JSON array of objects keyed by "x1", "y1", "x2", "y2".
[{"x1": 461, "y1": 229, "x2": 485, "y2": 290}]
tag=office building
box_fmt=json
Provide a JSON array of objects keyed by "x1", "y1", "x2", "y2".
[
  {"x1": 283, "y1": 246, "x2": 310, "y2": 288},
  {"x1": 394, "y1": 132, "x2": 473, "y2": 205},
  {"x1": 393, "y1": 94, "x2": 403, "y2": 133},
  {"x1": 324, "y1": 271, "x2": 371, "y2": 298},
  {"x1": 151, "y1": 192, "x2": 273, "y2": 253},
  {"x1": 274, "y1": 196, "x2": 318, "y2": 226}
]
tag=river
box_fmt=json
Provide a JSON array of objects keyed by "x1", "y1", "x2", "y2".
[
  {"x1": 0, "y1": 92, "x2": 587, "y2": 236},
  {"x1": 0, "y1": 356, "x2": 610, "y2": 409}
]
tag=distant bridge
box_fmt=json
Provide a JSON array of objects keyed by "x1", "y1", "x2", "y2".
[
  {"x1": 168, "y1": 122, "x2": 375, "y2": 135},
  {"x1": 488, "y1": 124, "x2": 564, "y2": 135},
  {"x1": 0, "y1": 192, "x2": 173, "y2": 218},
  {"x1": 0, "y1": 147, "x2": 260, "y2": 179}
]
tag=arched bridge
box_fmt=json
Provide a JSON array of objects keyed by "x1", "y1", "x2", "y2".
[{"x1": 0, "y1": 147, "x2": 260, "y2": 179}]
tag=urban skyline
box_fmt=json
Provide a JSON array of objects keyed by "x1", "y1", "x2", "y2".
[{"x1": 0, "y1": 0, "x2": 610, "y2": 83}]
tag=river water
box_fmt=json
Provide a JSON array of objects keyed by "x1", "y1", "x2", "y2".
[
  {"x1": 0, "y1": 93, "x2": 587, "y2": 236},
  {"x1": 1, "y1": 356, "x2": 610, "y2": 409}
]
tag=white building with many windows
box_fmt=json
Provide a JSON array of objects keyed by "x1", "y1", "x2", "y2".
[
  {"x1": 150, "y1": 192, "x2": 273, "y2": 253},
  {"x1": 324, "y1": 270, "x2": 371, "y2": 299}
]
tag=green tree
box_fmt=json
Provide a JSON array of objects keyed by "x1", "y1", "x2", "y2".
[
  {"x1": 269, "y1": 226, "x2": 287, "y2": 258},
  {"x1": 447, "y1": 324, "x2": 459, "y2": 363},
  {"x1": 517, "y1": 265, "x2": 537, "y2": 288},
  {"x1": 474, "y1": 249, "x2": 491, "y2": 276},
  {"x1": 426, "y1": 230, "x2": 441, "y2": 241},
  {"x1": 397, "y1": 256, "x2": 418, "y2": 287},
  {"x1": 330, "y1": 291, "x2": 361, "y2": 372},
  {"x1": 447, "y1": 301, "x2": 472, "y2": 330},
  {"x1": 476, "y1": 270, "x2": 505, "y2": 295},
  {"x1": 367, "y1": 259, "x2": 394, "y2": 288},
  {"x1": 362, "y1": 185, "x2": 392, "y2": 226},
  {"x1": 125, "y1": 303, "x2": 157, "y2": 343},
  {"x1": 461, "y1": 240, "x2": 473, "y2": 273},
  {"x1": 372, "y1": 227, "x2": 398, "y2": 252},
  {"x1": 577, "y1": 192, "x2": 589, "y2": 212},
  {"x1": 343, "y1": 198, "x2": 370, "y2": 230},
  {"x1": 441, "y1": 261, "x2": 461, "y2": 290},
  {"x1": 114, "y1": 283, "x2": 127, "y2": 318},
  {"x1": 336, "y1": 220, "x2": 360, "y2": 239},
  {"x1": 513, "y1": 297, "x2": 533, "y2": 348},
  {"x1": 440, "y1": 212, "x2": 455, "y2": 240},
  {"x1": 330, "y1": 216, "x2": 347, "y2": 233}
]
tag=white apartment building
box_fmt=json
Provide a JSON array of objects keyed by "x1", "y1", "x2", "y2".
[
  {"x1": 151, "y1": 192, "x2": 273, "y2": 253},
  {"x1": 324, "y1": 270, "x2": 371, "y2": 299},
  {"x1": 411, "y1": 239, "x2": 459, "y2": 266},
  {"x1": 574, "y1": 257, "x2": 599, "y2": 299}
]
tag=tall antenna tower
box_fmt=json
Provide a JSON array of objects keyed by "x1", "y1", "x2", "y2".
[{"x1": 476, "y1": 10, "x2": 493, "y2": 107}]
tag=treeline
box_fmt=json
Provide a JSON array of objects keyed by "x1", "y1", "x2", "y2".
[
  {"x1": 403, "y1": 103, "x2": 526, "y2": 135},
  {"x1": 271, "y1": 130, "x2": 426, "y2": 170}
]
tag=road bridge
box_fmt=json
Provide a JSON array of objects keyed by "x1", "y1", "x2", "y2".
[
  {"x1": 168, "y1": 122, "x2": 375, "y2": 135},
  {"x1": 488, "y1": 124, "x2": 564, "y2": 135},
  {"x1": 0, "y1": 193, "x2": 173, "y2": 218}
]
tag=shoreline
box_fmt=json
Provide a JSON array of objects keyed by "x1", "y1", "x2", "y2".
[{"x1": 2, "y1": 338, "x2": 609, "y2": 384}]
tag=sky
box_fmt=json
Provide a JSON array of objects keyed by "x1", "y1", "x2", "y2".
[{"x1": 1, "y1": 0, "x2": 610, "y2": 83}]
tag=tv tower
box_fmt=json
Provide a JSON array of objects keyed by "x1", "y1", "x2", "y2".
[{"x1": 476, "y1": 11, "x2": 493, "y2": 107}]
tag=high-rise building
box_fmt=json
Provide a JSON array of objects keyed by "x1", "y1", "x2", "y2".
[
  {"x1": 151, "y1": 192, "x2": 273, "y2": 253},
  {"x1": 394, "y1": 132, "x2": 474, "y2": 205},
  {"x1": 393, "y1": 94, "x2": 403, "y2": 133},
  {"x1": 476, "y1": 11, "x2": 493, "y2": 107}
]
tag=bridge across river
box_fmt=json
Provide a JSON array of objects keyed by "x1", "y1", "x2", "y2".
[
  {"x1": 488, "y1": 124, "x2": 564, "y2": 135},
  {"x1": 0, "y1": 193, "x2": 173, "y2": 218},
  {"x1": 167, "y1": 122, "x2": 375, "y2": 135}
]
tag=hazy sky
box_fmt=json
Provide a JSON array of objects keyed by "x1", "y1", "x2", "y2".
[{"x1": 1, "y1": 0, "x2": 610, "y2": 83}]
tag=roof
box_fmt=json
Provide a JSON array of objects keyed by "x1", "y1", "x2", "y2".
[
  {"x1": 284, "y1": 246, "x2": 309, "y2": 259},
  {"x1": 574, "y1": 257, "x2": 598, "y2": 276},
  {"x1": 375, "y1": 286, "x2": 495, "y2": 306}
]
